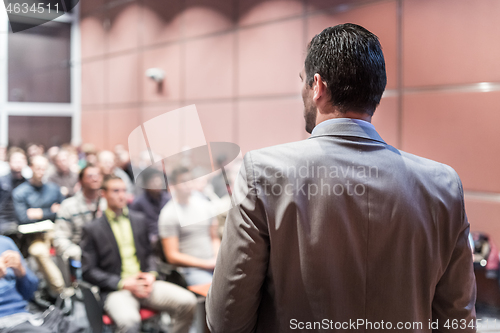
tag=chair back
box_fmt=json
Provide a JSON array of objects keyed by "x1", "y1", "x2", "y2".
[{"x1": 78, "y1": 281, "x2": 103, "y2": 333}]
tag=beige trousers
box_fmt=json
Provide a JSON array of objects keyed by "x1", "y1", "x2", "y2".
[{"x1": 104, "y1": 281, "x2": 197, "y2": 333}]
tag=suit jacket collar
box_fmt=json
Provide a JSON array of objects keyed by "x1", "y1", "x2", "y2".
[
  {"x1": 104, "y1": 206, "x2": 129, "y2": 222},
  {"x1": 99, "y1": 210, "x2": 144, "y2": 266},
  {"x1": 308, "y1": 120, "x2": 386, "y2": 144},
  {"x1": 98, "y1": 214, "x2": 121, "y2": 261}
]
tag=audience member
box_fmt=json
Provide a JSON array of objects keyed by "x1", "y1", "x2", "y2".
[
  {"x1": 54, "y1": 165, "x2": 106, "y2": 262},
  {"x1": 12, "y1": 155, "x2": 65, "y2": 295},
  {"x1": 159, "y1": 167, "x2": 220, "y2": 286},
  {"x1": 0, "y1": 236, "x2": 50, "y2": 333},
  {"x1": 79, "y1": 143, "x2": 97, "y2": 170},
  {"x1": 97, "y1": 150, "x2": 135, "y2": 197},
  {"x1": 64, "y1": 146, "x2": 80, "y2": 175},
  {"x1": 43, "y1": 146, "x2": 59, "y2": 181},
  {"x1": 130, "y1": 168, "x2": 170, "y2": 244},
  {"x1": 13, "y1": 156, "x2": 64, "y2": 224},
  {"x1": 48, "y1": 150, "x2": 79, "y2": 198},
  {"x1": 26, "y1": 143, "x2": 43, "y2": 160},
  {"x1": 114, "y1": 145, "x2": 134, "y2": 183},
  {"x1": 81, "y1": 175, "x2": 196, "y2": 333},
  {"x1": 23, "y1": 144, "x2": 43, "y2": 181},
  {"x1": 0, "y1": 148, "x2": 27, "y2": 236}
]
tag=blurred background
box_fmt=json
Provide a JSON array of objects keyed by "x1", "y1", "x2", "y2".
[{"x1": 1, "y1": 0, "x2": 500, "y2": 314}]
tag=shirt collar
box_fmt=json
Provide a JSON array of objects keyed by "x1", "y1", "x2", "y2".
[
  {"x1": 105, "y1": 206, "x2": 129, "y2": 222},
  {"x1": 311, "y1": 118, "x2": 375, "y2": 136},
  {"x1": 308, "y1": 117, "x2": 385, "y2": 144}
]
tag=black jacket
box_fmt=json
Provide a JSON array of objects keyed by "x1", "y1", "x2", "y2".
[
  {"x1": 0, "y1": 174, "x2": 26, "y2": 233},
  {"x1": 81, "y1": 209, "x2": 156, "y2": 302}
]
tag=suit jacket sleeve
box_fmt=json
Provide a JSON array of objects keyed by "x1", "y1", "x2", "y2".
[
  {"x1": 81, "y1": 224, "x2": 121, "y2": 291},
  {"x1": 432, "y1": 170, "x2": 476, "y2": 332},
  {"x1": 206, "y1": 152, "x2": 270, "y2": 333}
]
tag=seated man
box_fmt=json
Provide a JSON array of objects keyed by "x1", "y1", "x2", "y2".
[
  {"x1": 12, "y1": 155, "x2": 65, "y2": 295},
  {"x1": 0, "y1": 235, "x2": 50, "y2": 333},
  {"x1": 159, "y1": 167, "x2": 220, "y2": 286},
  {"x1": 54, "y1": 165, "x2": 106, "y2": 263},
  {"x1": 0, "y1": 148, "x2": 27, "y2": 238},
  {"x1": 47, "y1": 149, "x2": 79, "y2": 198},
  {"x1": 97, "y1": 150, "x2": 135, "y2": 199},
  {"x1": 81, "y1": 175, "x2": 196, "y2": 333}
]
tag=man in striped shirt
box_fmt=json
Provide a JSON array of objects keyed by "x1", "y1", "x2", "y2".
[{"x1": 53, "y1": 165, "x2": 106, "y2": 262}]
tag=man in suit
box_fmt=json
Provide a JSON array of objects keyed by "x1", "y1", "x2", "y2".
[
  {"x1": 206, "y1": 23, "x2": 476, "y2": 332},
  {"x1": 81, "y1": 175, "x2": 196, "y2": 333}
]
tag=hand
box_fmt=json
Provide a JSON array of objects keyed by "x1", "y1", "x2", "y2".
[
  {"x1": 27, "y1": 208, "x2": 43, "y2": 220},
  {"x1": 136, "y1": 272, "x2": 155, "y2": 298},
  {"x1": 122, "y1": 274, "x2": 152, "y2": 299},
  {"x1": 202, "y1": 258, "x2": 217, "y2": 270},
  {"x1": 51, "y1": 203, "x2": 61, "y2": 213},
  {"x1": 0, "y1": 258, "x2": 7, "y2": 278},
  {"x1": 137, "y1": 272, "x2": 156, "y2": 286},
  {"x1": 1, "y1": 251, "x2": 25, "y2": 277}
]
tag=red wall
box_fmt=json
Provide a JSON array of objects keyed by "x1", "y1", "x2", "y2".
[{"x1": 80, "y1": 0, "x2": 500, "y2": 239}]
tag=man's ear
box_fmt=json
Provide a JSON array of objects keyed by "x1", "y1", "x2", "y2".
[{"x1": 312, "y1": 73, "x2": 327, "y2": 103}]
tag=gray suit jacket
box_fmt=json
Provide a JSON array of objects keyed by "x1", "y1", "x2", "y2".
[{"x1": 206, "y1": 121, "x2": 476, "y2": 332}]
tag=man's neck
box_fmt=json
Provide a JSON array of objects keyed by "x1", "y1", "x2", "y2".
[
  {"x1": 10, "y1": 171, "x2": 23, "y2": 180},
  {"x1": 316, "y1": 110, "x2": 372, "y2": 125},
  {"x1": 109, "y1": 207, "x2": 123, "y2": 216},
  {"x1": 146, "y1": 190, "x2": 161, "y2": 201},
  {"x1": 83, "y1": 188, "x2": 100, "y2": 202},
  {"x1": 30, "y1": 178, "x2": 43, "y2": 187},
  {"x1": 175, "y1": 195, "x2": 189, "y2": 206}
]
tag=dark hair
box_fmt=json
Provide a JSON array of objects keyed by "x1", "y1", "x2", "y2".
[
  {"x1": 101, "y1": 174, "x2": 123, "y2": 190},
  {"x1": 169, "y1": 166, "x2": 190, "y2": 185},
  {"x1": 79, "y1": 164, "x2": 100, "y2": 182},
  {"x1": 305, "y1": 23, "x2": 387, "y2": 115},
  {"x1": 140, "y1": 168, "x2": 163, "y2": 185}
]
